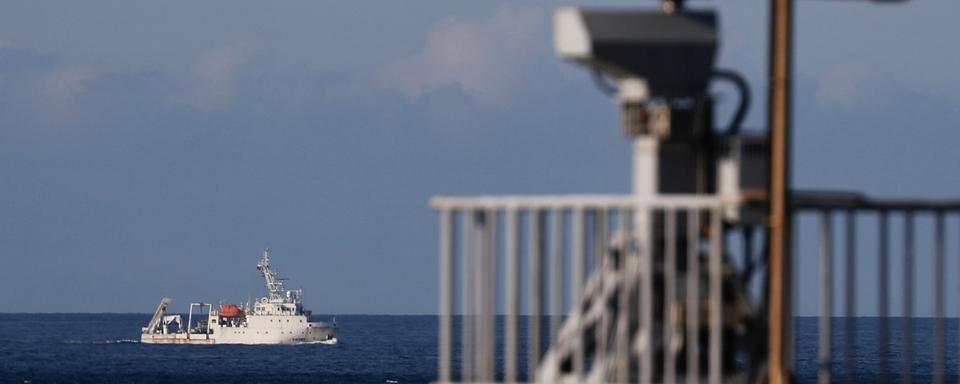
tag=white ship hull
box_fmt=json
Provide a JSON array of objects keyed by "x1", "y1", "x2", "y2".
[{"x1": 141, "y1": 316, "x2": 337, "y2": 345}]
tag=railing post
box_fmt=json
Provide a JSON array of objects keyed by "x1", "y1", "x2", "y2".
[
  {"x1": 505, "y1": 208, "x2": 520, "y2": 383},
  {"x1": 708, "y1": 209, "x2": 723, "y2": 384},
  {"x1": 594, "y1": 208, "x2": 609, "y2": 373},
  {"x1": 878, "y1": 211, "x2": 889, "y2": 383},
  {"x1": 572, "y1": 207, "x2": 586, "y2": 378},
  {"x1": 438, "y1": 209, "x2": 454, "y2": 382},
  {"x1": 462, "y1": 210, "x2": 477, "y2": 381},
  {"x1": 686, "y1": 209, "x2": 701, "y2": 384},
  {"x1": 481, "y1": 209, "x2": 496, "y2": 382},
  {"x1": 616, "y1": 208, "x2": 631, "y2": 382},
  {"x1": 902, "y1": 212, "x2": 914, "y2": 384},
  {"x1": 933, "y1": 211, "x2": 945, "y2": 384},
  {"x1": 844, "y1": 210, "x2": 856, "y2": 383},
  {"x1": 663, "y1": 209, "x2": 677, "y2": 384},
  {"x1": 595, "y1": 209, "x2": 608, "y2": 271},
  {"x1": 550, "y1": 209, "x2": 564, "y2": 344},
  {"x1": 529, "y1": 209, "x2": 546, "y2": 382},
  {"x1": 638, "y1": 205, "x2": 653, "y2": 384},
  {"x1": 819, "y1": 210, "x2": 832, "y2": 384}
]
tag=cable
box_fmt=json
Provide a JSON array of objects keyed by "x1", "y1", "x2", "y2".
[
  {"x1": 590, "y1": 67, "x2": 619, "y2": 97},
  {"x1": 711, "y1": 68, "x2": 751, "y2": 136}
]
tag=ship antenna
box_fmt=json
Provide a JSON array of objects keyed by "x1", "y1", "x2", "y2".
[{"x1": 257, "y1": 248, "x2": 285, "y2": 301}]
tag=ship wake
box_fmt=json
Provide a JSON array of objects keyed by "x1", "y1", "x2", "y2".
[
  {"x1": 65, "y1": 339, "x2": 140, "y2": 345},
  {"x1": 294, "y1": 338, "x2": 338, "y2": 345}
]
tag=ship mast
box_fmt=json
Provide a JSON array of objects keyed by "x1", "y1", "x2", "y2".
[{"x1": 256, "y1": 249, "x2": 285, "y2": 301}]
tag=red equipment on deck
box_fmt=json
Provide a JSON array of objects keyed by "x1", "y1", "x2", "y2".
[{"x1": 219, "y1": 304, "x2": 244, "y2": 318}]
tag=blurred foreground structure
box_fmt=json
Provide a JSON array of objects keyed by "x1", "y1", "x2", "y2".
[{"x1": 432, "y1": 1, "x2": 958, "y2": 382}]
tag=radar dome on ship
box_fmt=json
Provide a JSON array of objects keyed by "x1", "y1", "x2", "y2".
[{"x1": 219, "y1": 304, "x2": 244, "y2": 318}]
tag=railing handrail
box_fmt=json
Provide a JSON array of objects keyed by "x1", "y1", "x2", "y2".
[
  {"x1": 430, "y1": 193, "x2": 737, "y2": 211},
  {"x1": 434, "y1": 190, "x2": 960, "y2": 211},
  {"x1": 794, "y1": 190, "x2": 960, "y2": 211}
]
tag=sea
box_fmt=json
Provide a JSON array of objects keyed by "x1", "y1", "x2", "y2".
[{"x1": 1, "y1": 314, "x2": 958, "y2": 383}]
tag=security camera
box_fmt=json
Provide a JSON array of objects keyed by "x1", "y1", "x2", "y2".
[{"x1": 554, "y1": 7, "x2": 718, "y2": 99}]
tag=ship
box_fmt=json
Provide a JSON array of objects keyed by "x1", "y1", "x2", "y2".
[{"x1": 140, "y1": 249, "x2": 338, "y2": 345}]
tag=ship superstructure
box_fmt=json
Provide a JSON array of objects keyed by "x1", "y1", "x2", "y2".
[{"x1": 141, "y1": 250, "x2": 337, "y2": 345}]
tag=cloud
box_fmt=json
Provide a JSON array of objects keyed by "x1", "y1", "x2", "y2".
[
  {"x1": 380, "y1": 5, "x2": 543, "y2": 104},
  {"x1": 815, "y1": 62, "x2": 869, "y2": 107},
  {"x1": 0, "y1": 40, "x2": 99, "y2": 119},
  {"x1": 181, "y1": 42, "x2": 252, "y2": 109},
  {"x1": 41, "y1": 65, "x2": 95, "y2": 103}
]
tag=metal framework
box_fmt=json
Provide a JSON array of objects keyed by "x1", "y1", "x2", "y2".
[{"x1": 257, "y1": 249, "x2": 287, "y2": 301}]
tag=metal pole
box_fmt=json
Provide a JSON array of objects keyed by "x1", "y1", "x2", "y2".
[
  {"x1": 686, "y1": 210, "x2": 701, "y2": 384},
  {"x1": 819, "y1": 211, "x2": 833, "y2": 384},
  {"x1": 878, "y1": 211, "x2": 889, "y2": 384},
  {"x1": 529, "y1": 210, "x2": 545, "y2": 381},
  {"x1": 482, "y1": 209, "x2": 496, "y2": 382},
  {"x1": 187, "y1": 303, "x2": 194, "y2": 340},
  {"x1": 639, "y1": 206, "x2": 653, "y2": 384},
  {"x1": 205, "y1": 303, "x2": 212, "y2": 339},
  {"x1": 708, "y1": 209, "x2": 723, "y2": 384},
  {"x1": 505, "y1": 208, "x2": 520, "y2": 383},
  {"x1": 933, "y1": 212, "x2": 945, "y2": 384},
  {"x1": 438, "y1": 209, "x2": 454, "y2": 382},
  {"x1": 550, "y1": 209, "x2": 564, "y2": 343},
  {"x1": 664, "y1": 209, "x2": 678, "y2": 384},
  {"x1": 616, "y1": 209, "x2": 632, "y2": 382},
  {"x1": 768, "y1": 0, "x2": 795, "y2": 382},
  {"x1": 902, "y1": 212, "x2": 914, "y2": 384},
  {"x1": 462, "y1": 211, "x2": 475, "y2": 382},
  {"x1": 572, "y1": 207, "x2": 585, "y2": 378},
  {"x1": 595, "y1": 209, "x2": 608, "y2": 271},
  {"x1": 844, "y1": 211, "x2": 857, "y2": 383},
  {"x1": 594, "y1": 208, "x2": 609, "y2": 373}
]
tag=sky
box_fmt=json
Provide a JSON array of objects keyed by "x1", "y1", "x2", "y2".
[{"x1": 1, "y1": 1, "x2": 958, "y2": 316}]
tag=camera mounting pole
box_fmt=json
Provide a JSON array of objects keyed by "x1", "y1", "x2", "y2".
[{"x1": 767, "y1": 0, "x2": 794, "y2": 382}]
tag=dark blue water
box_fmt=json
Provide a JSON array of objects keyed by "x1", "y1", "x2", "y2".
[
  {"x1": 0, "y1": 314, "x2": 438, "y2": 383},
  {"x1": 1, "y1": 314, "x2": 958, "y2": 383},
  {"x1": 794, "y1": 317, "x2": 960, "y2": 383}
]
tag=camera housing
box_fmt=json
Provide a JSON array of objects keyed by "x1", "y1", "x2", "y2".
[{"x1": 554, "y1": 7, "x2": 718, "y2": 98}]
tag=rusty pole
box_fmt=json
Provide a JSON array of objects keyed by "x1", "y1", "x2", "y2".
[{"x1": 768, "y1": 0, "x2": 794, "y2": 382}]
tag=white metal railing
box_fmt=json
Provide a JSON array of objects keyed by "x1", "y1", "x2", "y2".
[
  {"x1": 432, "y1": 194, "x2": 743, "y2": 383},
  {"x1": 795, "y1": 191, "x2": 960, "y2": 384}
]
